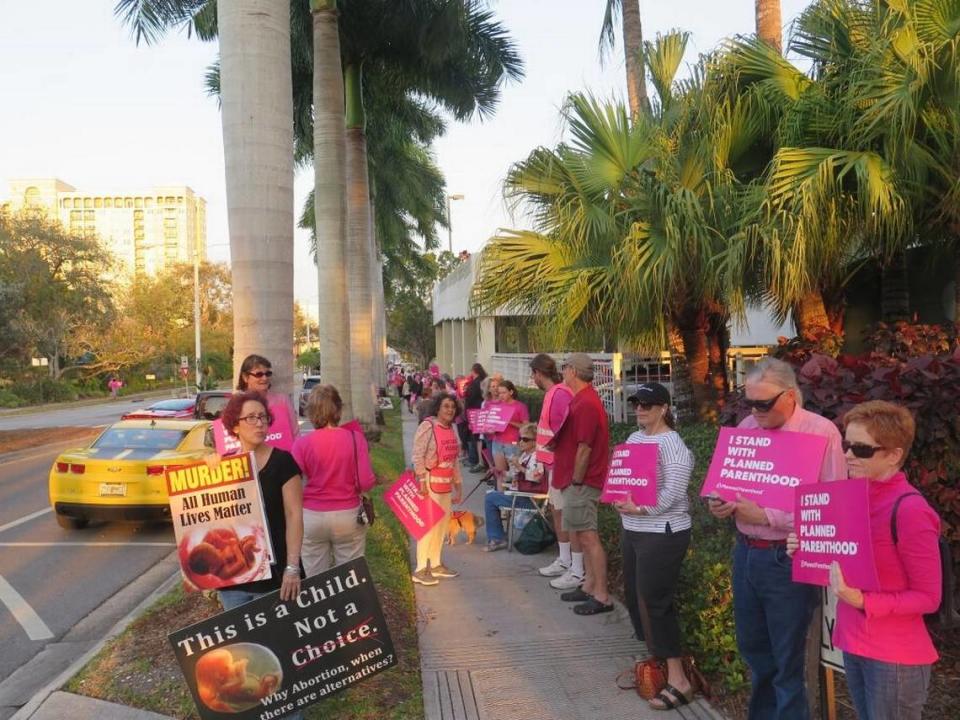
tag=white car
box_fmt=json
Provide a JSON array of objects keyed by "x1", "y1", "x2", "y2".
[{"x1": 299, "y1": 375, "x2": 322, "y2": 416}]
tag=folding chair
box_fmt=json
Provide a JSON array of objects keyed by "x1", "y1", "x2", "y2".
[{"x1": 504, "y1": 488, "x2": 551, "y2": 553}]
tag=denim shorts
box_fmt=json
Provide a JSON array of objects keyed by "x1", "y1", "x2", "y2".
[{"x1": 491, "y1": 441, "x2": 518, "y2": 459}]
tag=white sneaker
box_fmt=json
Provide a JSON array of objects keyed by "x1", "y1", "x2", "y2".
[
  {"x1": 549, "y1": 570, "x2": 584, "y2": 590},
  {"x1": 538, "y1": 557, "x2": 570, "y2": 577}
]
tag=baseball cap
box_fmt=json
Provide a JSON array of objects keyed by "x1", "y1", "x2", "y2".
[
  {"x1": 562, "y1": 352, "x2": 593, "y2": 375},
  {"x1": 627, "y1": 382, "x2": 671, "y2": 406}
]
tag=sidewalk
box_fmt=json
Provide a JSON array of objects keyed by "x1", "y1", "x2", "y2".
[{"x1": 401, "y1": 412, "x2": 725, "y2": 720}]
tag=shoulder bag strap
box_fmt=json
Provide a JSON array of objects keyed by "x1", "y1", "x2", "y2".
[
  {"x1": 891, "y1": 492, "x2": 922, "y2": 545},
  {"x1": 350, "y1": 429, "x2": 361, "y2": 495}
]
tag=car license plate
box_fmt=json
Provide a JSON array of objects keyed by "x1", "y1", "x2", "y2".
[{"x1": 99, "y1": 483, "x2": 126, "y2": 497}]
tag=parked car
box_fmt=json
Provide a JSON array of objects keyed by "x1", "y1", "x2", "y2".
[
  {"x1": 121, "y1": 397, "x2": 195, "y2": 420},
  {"x1": 48, "y1": 419, "x2": 213, "y2": 529},
  {"x1": 299, "y1": 375, "x2": 322, "y2": 416},
  {"x1": 193, "y1": 390, "x2": 233, "y2": 421}
]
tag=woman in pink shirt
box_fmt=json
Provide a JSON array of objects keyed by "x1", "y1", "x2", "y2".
[
  {"x1": 491, "y1": 380, "x2": 529, "y2": 479},
  {"x1": 292, "y1": 385, "x2": 376, "y2": 577},
  {"x1": 793, "y1": 400, "x2": 941, "y2": 720},
  {"x1": 236, "y1": 354, "x2": 300, "y2": 448}
]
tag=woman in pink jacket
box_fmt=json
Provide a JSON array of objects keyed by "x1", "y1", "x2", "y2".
[
  {"x1": 820, "y1": 400, "x2": 941, "y2": 720},
  {"x1": 292, "y1": 385, "x2": 376, "y2": 576}
]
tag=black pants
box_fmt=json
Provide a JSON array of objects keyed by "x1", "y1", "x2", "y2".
[{"x1": 622, "y1": 526, "x2": 691, "y2": 659}]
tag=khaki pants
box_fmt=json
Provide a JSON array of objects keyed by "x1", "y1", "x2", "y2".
[
  {"x1": 301, "y1": 506, "x2": 367, "y2": 577},
  {"x1": 415, "y1": 488, "x2": 452, "y2": 572}
]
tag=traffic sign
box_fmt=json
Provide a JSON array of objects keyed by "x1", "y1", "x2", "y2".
[
  {"x1": 179, "y1": 366, "x2": 189, "y2": 378},
  {"x1": 180, "y1": 355, "x2": 189, "y2": 369}
]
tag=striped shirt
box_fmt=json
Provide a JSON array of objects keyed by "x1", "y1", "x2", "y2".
[{"x1": 620, "y1": 430, "x2": 694, "y2": 534}]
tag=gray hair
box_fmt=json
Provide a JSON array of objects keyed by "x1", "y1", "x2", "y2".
[
  {"x1": 745, "y1": 358, "x2": 803, "y2": 407},
  {"x1": 575, "y1": 366, "x2": 594, "y2": 382}
]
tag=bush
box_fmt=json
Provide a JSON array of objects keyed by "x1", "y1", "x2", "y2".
[
  {"x1": 9, "y1": 379, "x2": 79, "y2": 404},
  {"x1": 0, "y1": 389, "x2": 25, "y2": 408},
  {"x1": 515, "y1": 387, "x2": 544, "y2": 426}
]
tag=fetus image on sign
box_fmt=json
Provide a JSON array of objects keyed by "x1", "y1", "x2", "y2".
[
  {"x1": 195, "y1": 644, "x2": 282, "y2": 712},
  {"x1": 179, "y1": 525, "x2": 268, "y2": 588}
]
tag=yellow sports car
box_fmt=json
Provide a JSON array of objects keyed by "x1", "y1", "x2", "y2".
[{"x1": 49, "y1": 419, "x2": 213, "y2": 529}]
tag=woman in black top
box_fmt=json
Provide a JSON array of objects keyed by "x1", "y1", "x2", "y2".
[{"x1": 216, "y1": 391, "x2": 304, "y2": 606}]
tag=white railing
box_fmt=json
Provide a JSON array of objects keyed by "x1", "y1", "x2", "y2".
[{"x1": 490, "y1": 346, "x2": 772, "y2": 424}]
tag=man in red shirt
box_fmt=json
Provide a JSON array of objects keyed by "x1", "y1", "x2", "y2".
[{"x1": 550, "y1": 352, "x2": 612, "y2": 615}]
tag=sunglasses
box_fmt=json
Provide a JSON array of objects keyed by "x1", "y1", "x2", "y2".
[
  {"x1": 520, "y1": 436, "x2": 536, "y2": 442},
  {"x1": 743, "y1": 389, "x2": 787, "y2": 412},
  {"x1": 247, "y1": 370, "x2": 273, "y2": 378},
  {"x1": 842, "y1": 440, "x2": 886, "y2": 459},
  {"x1": 632, "y1": 401, "x2": 658, "y2": 411}
]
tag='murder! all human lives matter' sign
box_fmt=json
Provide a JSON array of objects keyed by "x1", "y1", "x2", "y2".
[
  {"x1": 700, "y1": 427, "x2": 828, "y2": 512},
  {"x1": 792, "y1": 478, "x2": 880, "y2": 591},
  {"x1": 169, "y1": 557, "x2": 396, "y2": 720}
]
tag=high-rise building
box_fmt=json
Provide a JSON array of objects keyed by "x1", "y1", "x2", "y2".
[{"x1": 1, "y1": 178, "x2": 207, "y2": 277}]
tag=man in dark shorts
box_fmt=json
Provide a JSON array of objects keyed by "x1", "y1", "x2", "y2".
[{"x1": 550, "y1": 352, "x2": 612, "y2": 615}]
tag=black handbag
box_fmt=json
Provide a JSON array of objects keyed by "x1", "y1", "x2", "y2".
[{"x1": 351, "y1": 431, "x2": 375, "y2": 526}]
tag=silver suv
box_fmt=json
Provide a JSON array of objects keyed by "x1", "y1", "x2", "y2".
[{"x1": 299, "y1": 376, "x2": 322, "y2": 416}]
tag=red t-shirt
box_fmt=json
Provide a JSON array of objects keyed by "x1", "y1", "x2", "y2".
[{"x1": 551, "y1": 385, "x2": 609, "y2": 490}]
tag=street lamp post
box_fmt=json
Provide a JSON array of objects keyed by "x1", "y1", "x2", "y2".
[
  {"x1": 446, "y1": 193, "x2": 464, "y2": 253},
  {"x1": 193, "y1": 240, "x2": 202, "y2": 390}
]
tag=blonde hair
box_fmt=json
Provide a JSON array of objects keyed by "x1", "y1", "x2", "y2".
[
  {"x1": 843, "y1": 400, "x2": 915, "y2": 466},
  {"x1": 307, "y1": 384, "x2": 343, "y2": 429},
  {"x1": 519, "y1": 422, "x2": 537, "y2": 439}
]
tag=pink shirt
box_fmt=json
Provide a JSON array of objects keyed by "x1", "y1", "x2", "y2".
[
  {"x1": 291, "y1": 427, "x2": 375, "y2": 511},
  {"x1": 736, "y1": 405, "x2": 846, "y2": 540},
  {"x1": 493, "y1": 400, "x2": 529, "y2": 444},
  {"x1": 834, "y1": 472, "x2": 941, "y2": 664}
]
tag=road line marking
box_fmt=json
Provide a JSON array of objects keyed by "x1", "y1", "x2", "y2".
[
  {"x1": 0, "y1": 573, "x2": 54, "y2": 641},
  {"x1": 0, "y1": 542, "x2": 175, "y2": 547},
  {"x1": 0, "y1": 507, "x2": 52, "y2": 534}
]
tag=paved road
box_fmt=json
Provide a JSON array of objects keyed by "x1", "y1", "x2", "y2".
[
  {"x1": 0, "y1": 441, "x2": 179, "y2": 718},
  {"x1": 0, "y1": 395, "x2": 183, "y2": 431}
]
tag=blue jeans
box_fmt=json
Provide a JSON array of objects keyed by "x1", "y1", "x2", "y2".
[
  {"x1": 733, "y1": 538, "x2": 817, "y2": 720},
  {"x1": 483, "y1": 491, "x2": 534, "y2": 542},
  {"x1": 843, "y1": 652, "x2": 931, "y2": 720},
  {"x1": 218, "y1": 589, "x2": 304, "y2": 720}
]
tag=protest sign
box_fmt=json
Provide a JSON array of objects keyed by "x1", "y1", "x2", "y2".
[
  {"x1": 212, "y1": 402, "x2": 295, "y2": 456},
  {"x1": 792, "y1": 478, "x2": 880, "y2": 590},
  {"x1": 169, "y1": 557, "x2": 396, "y2": 720},
  {"x1": 600, "y1": 443, "x2": 658, "y2": 505},
  {"x1": 166, "y1": 453, "x2": 276, "y2": 590},
  {"x1": 466, "y1": 409, "x2": 484, "y2": 434},
  {"x1": 383, "y1": 470, "x2": 446, "y2": 540},
  {"x1": 700, "y1": 427, "x2": 828, "y2": 511},
  {"x1": 485, "y1": 403, "x2": 514, "y2": 433}
]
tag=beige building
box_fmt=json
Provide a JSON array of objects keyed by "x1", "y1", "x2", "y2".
[{"x1": 2, "y1": 178, "x2": 207, "y2": 277}]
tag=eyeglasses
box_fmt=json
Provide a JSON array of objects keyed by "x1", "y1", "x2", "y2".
[
  {"x1": 247, "y1": 370, "x2": 273, "y2": 379},
  {"x1": 238, "y1": 413, "x2": 270, "y2": 426},
  {"x1": 743, "y1": 389, "x2": 787, "y2": 412},
  {"x1": 520, "y1": 436, "x2": 536, "y2": 442},
  {"x1": 842, "y1": 440, "x2": 885, "y2": 459}
]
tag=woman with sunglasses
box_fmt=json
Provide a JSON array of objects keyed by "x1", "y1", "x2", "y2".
[
  {"x1": 614, "y1": 383, "x2": 696, "y2": 710},
  {"x1": 292, "y1": 385, "x2": 376, "y2": 577},
  {"x1": 787, "y1": 401, "x2": 941, "y2": 720},
  {"x1": 236, "y1": 354, "x2": 300, "y2": 448},
  {"x1": 482, "y1": 422, "x2": 546, "y2": 552}
]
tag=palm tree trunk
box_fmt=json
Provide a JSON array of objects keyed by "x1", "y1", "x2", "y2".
[
  {"x1": 344, "y1": 63, "x2": 376, "y2": 427},
  {"x1": 755, "y1": 0, "x2": 782, "y2": 53},
  {"x1": 794, "y1": 290, "x2": 831, "y2": 337},
  {"x1": 311, "y1": 0, "x2": 352, "y2": 417},
  {"x1": 678, "y1": 309, "x2": 714, "y2": 422},
  {"x1": 707, "y1": 310, "x2": 730, "y2": 404},
  {"x1": 880, "y1": 250, "x2": 911, "y2": 323},
  {"x1": 219, "y1": 0, "x2": 295, "y2": 396},
  {"x1": 667, "y1": 327, "x2": 695, "y2": 424},
  {"x1": 621, "y1": 0, "x2": 649, "y2": 117}
]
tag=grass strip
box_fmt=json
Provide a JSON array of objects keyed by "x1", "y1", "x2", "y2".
[{"x1": 65, "y1": 400, "x2": 423, "y2": 719}]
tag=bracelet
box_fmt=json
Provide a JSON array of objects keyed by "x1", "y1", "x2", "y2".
[{"x1": 283, "y1": 564, "x2": 299, "y2": 575}]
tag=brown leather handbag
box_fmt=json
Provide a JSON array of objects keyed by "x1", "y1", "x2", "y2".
[{"x1": 617, "y1": 656, "x2": 710, "y2": 701}]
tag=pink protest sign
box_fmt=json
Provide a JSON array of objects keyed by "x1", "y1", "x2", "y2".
[
  {"x1": 792, "y1": 478, "x2": 880, "y2": 590},
  {"x1": 600, "y1": 443, "x2": 658, "y2": 505},
  {"x1": 466, "y1": 409, "x2": 483, "y2": 433},
  {"x1": 211, "y1": 403, "x2": 295, "y2": 455},
  {"x1": 700, "y1": 427, "x2": 828, "y2": 512},
  {"x1": 384, "y1": 470, "x2": 446, "y2": 540},
  {"x1": 485, "y1": 403, "x2": 514, "y2": 433}
]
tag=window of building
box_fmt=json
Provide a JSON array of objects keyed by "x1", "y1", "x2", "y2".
[
  {"x1": 94, "y1": 197, "x2": 103, "y2": 208},
  {"x1": 177, "y1": 196, "x2": 183, "y2": 204},
  {"x1": 70, "y1": 210, "x2": 81, "y2": 221},
  {"x1": 84, "y1": 197, "x2": 93, "y2": 208},
  {"x1": 115, "y1": 197, "x2": 123, "y2": 207},
  {"x1": 125, "y1": 198, "x2": 133, "y2": 208},
  {"x1": 104, "y1": 198, "x2": 113, "y2": 208},
  {"x1": 144, "y1": 197, "x2": 153, "y2": 208},
  {"x1": 84, "y1": 210, "x2": 95, "y2": 220},
  {"x1": 134, "y1": 197, "x2": 143, "y2": 208}
]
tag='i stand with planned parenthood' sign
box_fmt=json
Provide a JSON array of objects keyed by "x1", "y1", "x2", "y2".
[
  {"x1": 700, "y1": 427, "x2": 828, "y2": 512},
  {"x1": 169, "y1": 557, "x2": 396, "y2": 720}
]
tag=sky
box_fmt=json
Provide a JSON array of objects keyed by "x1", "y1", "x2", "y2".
[{"x1": 0, "y1": 0, "x2": 811, "y2": 320}]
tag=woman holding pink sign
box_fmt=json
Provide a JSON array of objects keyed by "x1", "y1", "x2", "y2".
[
  {"x1": 789, "y1": 401, "x2": 941, "y2": 720},
  {"x1": 491, "y1": 380, "x2": 529, "y2": 482},
  {"x1": 236, "y1": 354, "x2": 299, "y2": 449},
  {"x1": 614, "y1": 383, "x2": 697, "y2": 710}
]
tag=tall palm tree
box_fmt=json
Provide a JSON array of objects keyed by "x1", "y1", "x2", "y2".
[
  {"x1": 116, "y1": 0, "x2": 296, "y2": 395},
  {"x1": 755, "y1": 0, "x2": 782, "y2": 53},
  {"x1": 600, "y1": 0, "x2": 649, "y2": 116}
]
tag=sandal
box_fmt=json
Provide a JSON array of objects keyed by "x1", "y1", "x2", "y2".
[
  {"x1": 560, "y1": 587, "x2": 592, "y2": 602},
  {"x1": 572, "y1": 597, "x2": 614, "y2": 615},
  {"x1": 484, "y1": 539, "x2": 508, "y2": 552},
  {"x1": 649, "y1": 683, "x2": 692, "y2": 711}
]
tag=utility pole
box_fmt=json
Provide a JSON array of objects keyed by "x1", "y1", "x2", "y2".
[
  {"x1": 446, "y1": 193, "x2": 464, "y2": 253},
  {"x1": 193, "y1": 239, "x2": 202, "y2": 391}
]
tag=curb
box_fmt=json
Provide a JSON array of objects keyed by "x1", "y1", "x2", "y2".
[{"x1": 10, "y1": 554, "x2": 182, "y2": 720}]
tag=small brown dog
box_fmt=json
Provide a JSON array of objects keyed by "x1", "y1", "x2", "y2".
[{"x1": 446, "y1": 510, "x2": 484, "y2": 545}]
